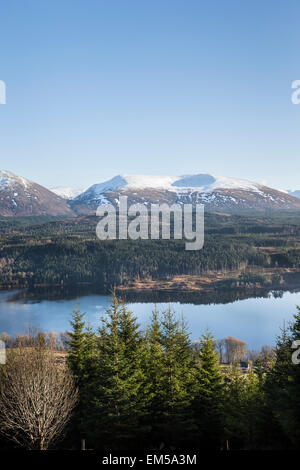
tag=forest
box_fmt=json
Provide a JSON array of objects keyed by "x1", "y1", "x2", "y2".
[
  {"x1": 1, "y1": 212, "x2": 300, "y2": 290},
  {"x1": 0, "y1": 292, "x2": 299, "y2": 451}
]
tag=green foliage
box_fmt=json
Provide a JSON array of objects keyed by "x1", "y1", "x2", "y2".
[
  {"x1": 192, "y1": 331, "x2": 224, "y2": 447},
  {"x1": 148, "y1": 309, "x2": 195, "y2": 447},
  {"x1": 67, "y1": 307, "x2": 97, "y2": 443},
  {"x1": 3, "y1": 211, "x2": 300, "y2": 290},
  {"x1": 92, "y1": 291, "x2": 146, "y2": 449},
  {"x1": 67, "y1": 306, "x2": 86, "y2": 383},
  {"x1": 223, "y1": 366, "x2": 265, "y2": 449},
  {"x1": 65, "y1": 295, "x2": 300, "y2": 450}
]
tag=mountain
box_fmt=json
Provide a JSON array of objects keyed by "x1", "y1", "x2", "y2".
[
  {"x1": 288, "y1": 190, "x2": 300, "y2": 199},
  {"x1": 70, "y1": 173, "x2": 300, "y2": 214},
  {"x1": 2, "y1": 171, "x2": 300, "y2": 217},
  {"x1": 0, "y1": 170, "x2": 75, "y2": 216},
  {"x1": 50, "y1": 186, "x2": 86, "y2": 200}
]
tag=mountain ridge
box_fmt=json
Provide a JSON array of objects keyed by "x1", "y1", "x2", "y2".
[
  {"x1": 70, "y1": 173, "x2": 300, "y2": 214},
  {"x1": 1, "y1": 170, "x2": 300, "y2": 216}
]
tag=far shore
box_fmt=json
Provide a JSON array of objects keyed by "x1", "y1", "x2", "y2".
[{"x1": 1, "y1": 267, "x2": 300, "y2": 295}]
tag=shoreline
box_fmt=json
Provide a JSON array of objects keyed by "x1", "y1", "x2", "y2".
[{"x1": 1, "y1": 267, "x2": 300, "y2": 295}]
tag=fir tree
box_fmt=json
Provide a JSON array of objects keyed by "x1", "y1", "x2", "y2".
[
  {"x1": 262, "y1": 325, "x2": 291, "y2": 449},
  {"x1": 192, "y1": 330, "x2": 224, "y2": 449},
  {"x1": 143, "y1": 309, "x2": 166, "y2": 445},
  {"x1": 242, "y1": 369, "x2": 265, "y2": 449},
  {"x1": 223, "y1": 365, "x2": 247, "y2": 449},
  {"x1": 93, "y1": 292, "x2": 146, "y2": 449},
  {"x1": 158, "y1": 308, "x2": 194, "y2": 447},
  {"x1": 67, "y1": 306, "x2": 86, "y2": 384},
  {"x1": 264, "y1": 322, "x2": 293, "y2": 448},
  {"x1": 67, "y1": 307, "x2": 97, "y2": 448}
]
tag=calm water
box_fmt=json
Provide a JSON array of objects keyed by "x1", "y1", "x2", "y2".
[{"x1": 1, "y1": 286, "x2": 300, "y2": 350}]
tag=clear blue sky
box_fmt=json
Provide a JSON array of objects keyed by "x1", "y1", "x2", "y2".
[{"x1": 0, "y1": 0, "x2": 300, "y2": 190}]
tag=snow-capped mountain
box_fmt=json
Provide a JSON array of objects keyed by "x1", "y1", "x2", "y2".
[
  {"x1": 70, "y1": 173, "x2": 300, "y2": 213},
  {"x1": 0, "y1": 170, "x2": 74, "y2": 216},
  {"x1": 50, "y1": 186, "x2": 86, "y2": 200},
  {"x1": 2, "y1": 170, "x2": 300, "y2": 217}
]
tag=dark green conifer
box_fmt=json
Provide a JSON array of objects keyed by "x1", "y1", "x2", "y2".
[{"x1": 192, "y1": 330, "x2": 224, "y2": 448}]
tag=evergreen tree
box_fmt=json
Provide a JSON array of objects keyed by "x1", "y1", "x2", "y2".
[
  {"x1": 264, "y1": 323, "x2": 293, "y2": 449},
  {"x1": 93, "y1": 292, "x2": 146, "y2": 449},
  {"x1": 224, "y1": 364, "x2": 266, "y2": 449},
  {"x1": 158, "y1": 308, "x2": 195, "y2": 447},
  {"x1": 67, "y1": 306, "x2": 86, "y2": 384},
  {"x1": 192, "y1": 331, "x2": 224, "y2": 449},
  {"x1": 242, "y1": 369, "x2": 265, "y2": 449},
  {"x1": 223, "y1": 365, "x2": 248, "y2": 449},
  {"x1": 67, "y1": 307, "x2": 97, "y2": 448},
  {"x1": 143, "y1": 309, "x2": 166, "y2": 445},
  {"x1": 119, "y1": 300, "x2": 143, "y2": 360}
]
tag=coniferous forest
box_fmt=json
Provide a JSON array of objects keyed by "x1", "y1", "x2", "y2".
[
  {"x1": 1, "y1": 292, "x2": 299, "y2": 451},
  {"x1": 1, "y1": 212, "x2": 300, "y2": 291},
  {"x1": 65, "y1": 295, "x2": 300, "y2": 451}
]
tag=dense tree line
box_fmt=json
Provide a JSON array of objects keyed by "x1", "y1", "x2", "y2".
[
  {"x1": 0, "y1": 295, "x2": 299, "y2": 450},
  {"x1": 0, "y1": 236, "x2": 283, "y2": 288},
  {"x1": 65, "y1": 294, "x2": 300, "y2": 450},
  {"x1": 1, "y1": 212, "x2": 300, "y2": 289}
]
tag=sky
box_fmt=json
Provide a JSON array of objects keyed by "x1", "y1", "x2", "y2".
[{"x1": 0, "y1": 0, "x2": 300, "y2": 190}]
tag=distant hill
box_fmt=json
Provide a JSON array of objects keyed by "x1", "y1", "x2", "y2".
[
  {"x1": 0, "y1": 170, "x2": 75, "y2": 216},
  {"x1": 50, "y1": 186, "x2": 87, "y2": 200}
]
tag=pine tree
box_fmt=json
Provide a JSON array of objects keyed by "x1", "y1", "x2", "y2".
[
  {"x1": 143, "y1": 309, "x2": 166, "y2": 445},
  {"x1": 225, "y1": 367, "x2": 265, "y2": 450},
  {"x1": 119, "y1": 300, "x2": 143, "y2": 360},
  {"x1": 263, "y1": 323, "x2": 293, "y2": 449},
  {"x1": 67, "y1": 307, "x2": 97, "y2": 448},
  {"x1": 223, "y1": 364, "x2": 248, "y2": 449},
  {"x1": 192, "y1": 330, "x2": 224, "y2": 449},
  {"x1": 67, "y1": 306, "x2": 86, "y2": 384},
  {"x1": 93, "y1": 292, "x2": 146, "y2": 449},
  {"x1": 242, "y1": 369, "x2": 265, "y2": 449},
  {"x1": 157, "y1": 308, "x2": 195, "y2": 447}
]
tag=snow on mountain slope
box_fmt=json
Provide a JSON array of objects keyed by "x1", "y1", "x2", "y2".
[
  {"x1": 73, "y1": 173, "x2": 262, "y2": 197},
  {"x1": 71, "y1": 173, "x2": 300, "y2": 214},
  {"x1": 172, "y1": 174, "x2": 262, "y2": 193},
  {"x1": 50, "y1": 186, "x2": 87, "y2": 199},
  {"x1": 0, "y1": 170, "x2": 75, "y2": 216},
  {"x1": 0, "y1": 170, "x2": 32, "y2": 190},
  {"x1": 2, "y1": 170, "x2": 299, "y2": 216}
]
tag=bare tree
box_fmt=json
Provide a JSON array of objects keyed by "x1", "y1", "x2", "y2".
[
  {"x1": 47, "y1": 331, "x2": 58, "y2": 350},
  {"x1": 216, "y1": 339, "x2": 225, "y2": 363},
  {"x1": 248, "y1": 349, "x2": 259, "y2": 362},
  {"x1": 260, "y1": 344, "x2": 275, "y2": 363},
  {"x1": 0, "y1": 345, "x2": 78, "y2": 450},
  {"x1": 224, "y1": 336, "x2": 247, "y2": 364}
]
